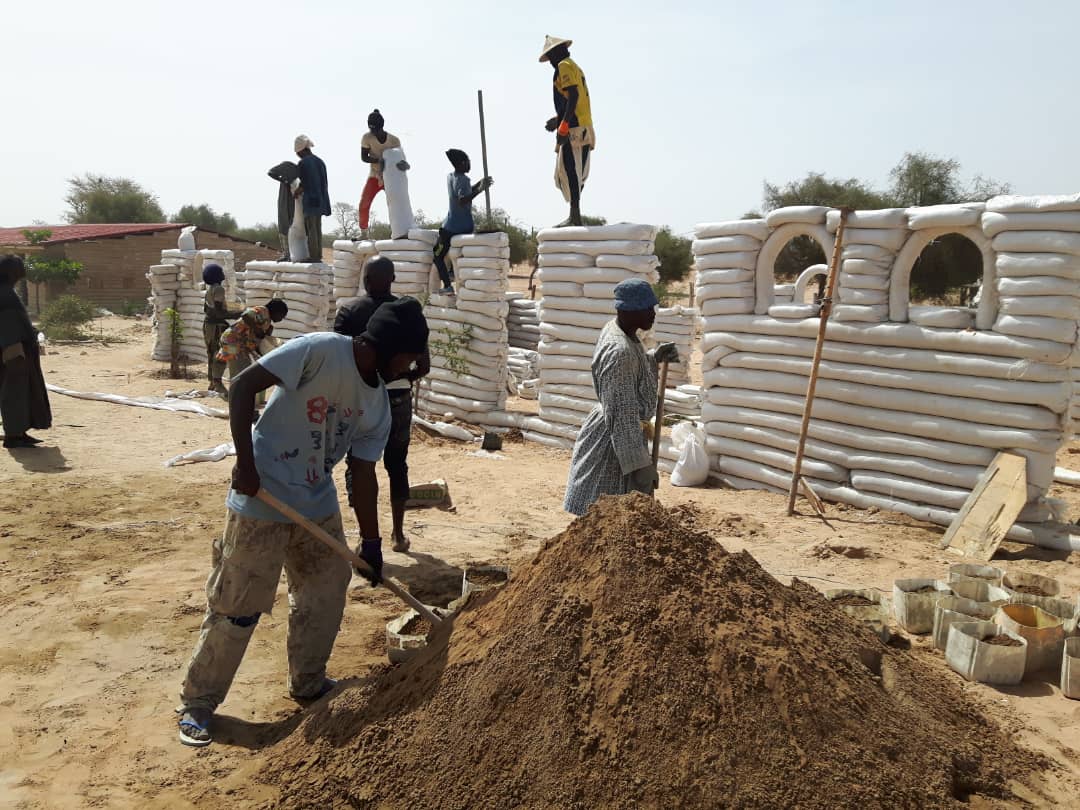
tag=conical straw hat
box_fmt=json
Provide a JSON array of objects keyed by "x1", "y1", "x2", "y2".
[{"x1": 539, "y1": 34, "x2": 572, "y2": 62}]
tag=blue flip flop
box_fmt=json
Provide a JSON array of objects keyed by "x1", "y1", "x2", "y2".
[{"x1": 178, "y1": 708, "x2": 213, "y2": 747}]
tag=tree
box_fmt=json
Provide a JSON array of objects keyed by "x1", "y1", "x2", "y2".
[
  {"x1": 655, "y1": 226, "x2": 692, "y2": 283},
  {"x1": 233, "y1": 223, "x2": 281, "y2": 248},
  {"x1": 170, "y1": 203, "x2": 238, "y2": 234},
  {"x1": 888, "y1": 153, "x2": 962, "y2": 207},
  {"x1": 332, "y1": 202, "x2": 361, "y2": 240},
  {"x1": 65, "y1": 173, "x2": 165, "y2": 223},
  {"x1": 20, "y1": 229, "x2": 83, "y2": 312}
]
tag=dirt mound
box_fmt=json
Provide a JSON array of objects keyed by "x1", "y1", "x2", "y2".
[{"x1": 261, "y1": 494, "x2": 1042, "y2": 809}]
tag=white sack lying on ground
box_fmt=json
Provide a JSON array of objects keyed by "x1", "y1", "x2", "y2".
[
  {"x1": 165, "y1": 442, "x2": 236, "y2": 467},
  {"x1": 46, "y1": 384, "x2": 227, "y2": 418}
]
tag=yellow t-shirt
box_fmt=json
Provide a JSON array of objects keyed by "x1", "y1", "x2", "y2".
[
  {"x1": 555, "y1": 58, "x2": 593, "y2": 129},
  {"x1": 360, "y1": 131, "x2": 402, "y2": 179}
]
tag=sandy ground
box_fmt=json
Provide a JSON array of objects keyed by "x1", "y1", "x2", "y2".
[{"x1": 2, "y1": 316, "x2": 1080, "y2": 808}]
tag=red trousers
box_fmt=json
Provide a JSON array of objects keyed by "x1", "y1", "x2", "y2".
[{"x1": 358, "y1": 176, "x2": 384, "y2": 229}]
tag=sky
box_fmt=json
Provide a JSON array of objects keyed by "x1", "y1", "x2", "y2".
[{"x1": 5, "y1": 0, "x2": 1080, "y2": 237}]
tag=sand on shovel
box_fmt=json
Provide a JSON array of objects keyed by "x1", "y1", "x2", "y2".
[{"x1": 260, "y1": 493, "x2": 1043, "y2": 809}]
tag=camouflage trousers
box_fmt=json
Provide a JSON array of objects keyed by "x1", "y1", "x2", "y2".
[{"x1": 179, "y1": 509, "x2": 351, "y2": 712}]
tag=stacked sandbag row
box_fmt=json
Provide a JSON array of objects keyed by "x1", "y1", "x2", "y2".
[
  {"x1": 383, "y1": 228, "x2": 439, "y2": 297},
  {"x1": 651, "y1": 305, "x2": 698, "y2": 386},
  {"x1": 147, "y1": 261, "x2": 180, "y2": 362},
  {"x1": 529, "y1": 224, "x2": 660, "y2": 446},
  {"x1": 665, "y1": 384, "x2": 702, "y2": 419},
  {"x1": 696, "y1": 198, "x2": 1080, "y2": 543},
  {"x1": 507, "y1": 292, "x2": 541, "y2": 350},
  {"x1": 417, "y1": 232, "x2": 510, "y2": 418},
  {"x1": 241, "y1": 261, "x2": 331, "y2": 339},
  {"x1": 508, "y1": 346, "x2": 540, "y2": 387},
  {"x1": 331, "y1": 239, "x2": 377, "y2": 310},
  {"x1": 157, "y1": 248, "x2": 234, "y2": 364}
]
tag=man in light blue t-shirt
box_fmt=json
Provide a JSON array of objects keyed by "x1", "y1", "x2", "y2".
[
  {"x1": 177, "y1": 298, "x2": 429, "y2": 747},
  {"x1": 431, "y1": 148, "x2": 493, "y2": 294}
]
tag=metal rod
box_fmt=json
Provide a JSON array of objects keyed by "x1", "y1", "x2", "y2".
[
  {"x1": 786, "y1": 208, "x2": 852, "y2": 515},
  {"x1": 477, "y1": 89, "x2": 492, "y2": 226}
]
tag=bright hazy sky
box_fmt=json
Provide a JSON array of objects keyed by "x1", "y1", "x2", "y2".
[{"x1": 6, "y1": 1, "x2": 1079, "y2": 236}]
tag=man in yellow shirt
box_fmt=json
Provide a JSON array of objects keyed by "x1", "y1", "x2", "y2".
[{"x1": 540, "y1": 35, "x2": 595, "y2": 227}]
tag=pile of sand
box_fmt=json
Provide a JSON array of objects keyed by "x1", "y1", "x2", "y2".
[{"x1": 261, "y1": 494, "x2": 1041, "y2": 808}]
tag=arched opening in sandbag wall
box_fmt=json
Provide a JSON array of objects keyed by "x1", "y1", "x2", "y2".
[
  {"x1": 754, "y1": 223, "x2": 834, "y2": 314},
  {"x1": 889, "y1": 227, "x2": 995, "y2": 329}
]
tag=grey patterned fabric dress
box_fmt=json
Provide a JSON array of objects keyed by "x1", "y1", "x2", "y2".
[{"x1": 563, "y1": 320, "x2": 658, "y2": 515}]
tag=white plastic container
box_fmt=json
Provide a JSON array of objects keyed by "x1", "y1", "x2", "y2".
[
  {"x1": 948, "y1": 563, "x2": 1004, "y2": 588},
  {"x1": 933, "y1": 596, "x2": 997, "y2": 651},
  {"x1": 1062, "y1": 637, "x2": 1080, "y2": 699},
  {"x1": 995, "y1": 603, "x2": 1066, "y2": 675},
  {"x1": 461, "y1": 564, "x2": 510, "y2": 599},
  {"x1": 946, "y1": 620, "x2": 1027, "y2": 685},
  {"x1": 825, "y1": 588, "x2": 889, "y2": 641},
  {"x1": 893, "y1": 579, "x2": 952, "y2": 634}
]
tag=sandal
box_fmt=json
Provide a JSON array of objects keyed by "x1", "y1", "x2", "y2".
[
  {"x1": 178, "y1": 707, "x2": 213, "y2": 747},
  {"x1": 290, "y1": 677, "x2": 337, "y2": 703}
]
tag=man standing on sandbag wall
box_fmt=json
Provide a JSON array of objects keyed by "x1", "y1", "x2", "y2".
[
  {"x1": 294, "y1": 135, "x2": 330, "y2": 262},
  {"x1": 432, "y1": 149, "x2": 494, "y2": 294},
  {"x1": 176, "y1": 298, "x2": 430, "y2": 747},
  {"x1": 539, "y1": 35, "x2": 594, "y2": 227},
  {"x1": 334, "y1": 256, "x2": 430, "y2": 551},
  {"x1": 267, "y1": 160, "x2": 299, "y2": 261},
  {"x1": 359, "y1": 110, "x2": 409, "y2": 239}
]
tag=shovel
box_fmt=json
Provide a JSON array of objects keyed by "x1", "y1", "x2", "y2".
[
  {"x1": 255, "y1": 489, "x2": 444, "y2": 628},
  {"x1": 650, "y1": 360, "x2": 670, "y2": 490}
]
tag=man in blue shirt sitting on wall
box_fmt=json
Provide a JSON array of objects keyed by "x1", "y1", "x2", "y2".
[{"x1": 431, "y1": 149, "x2": 493, "y2": 294}]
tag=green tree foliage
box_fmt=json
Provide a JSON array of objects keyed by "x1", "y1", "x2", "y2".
[
  {"x1": 233, "y1": 223, "x2": 281, "y2": 247},
  {"x1": 39, "y1": 295, "x2": 96, "y2": 340},
  {"x1": 65, "y1": 174, "x2": 165, "y2": 223},
  {"x1": 170, "y1": 203, "x2": 238, "y2": 234},
  {"x1": 910, "y1": 234, "x2": 983, "y2": 301},
  {"x1": 655, "y1": 226, "x2": 693, "y2": 283}
]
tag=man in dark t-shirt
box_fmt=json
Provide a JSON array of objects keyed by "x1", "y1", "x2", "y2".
[{"x1": 334, "y1": 257, "x2": 430, "y2": 551}]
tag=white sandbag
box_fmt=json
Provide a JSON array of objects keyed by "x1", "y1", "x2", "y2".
[
  {"x1": 705, "y1": 387, "x2": 1062, "y2": 454},
  {"x1": 718, "y1": 352, "x2": 1070, "y2": 411},
  {"x1": 842, "y1": 244, "x2": 895, "y2": 262},
  {"x1": 906, "y1": 203, "x2": 984, "y2": 230},
  {"x1": 996, "y1": 252, "x2": 1080, "y2": 280},
  {"x1": 838, "y1": 272, "x2": 890, "y2": 290},
  {"x1": 987, "y1": 193, "x2": 1080, "y2": 214},
  {"x1": 459, "y1": 286, "x2": 510, "y2": 303},
  {"x1": 407, "y1": 229, "x2": 439, "y2": 246},
  {"x1": 827, "y1": 208, "x2": 908, "y2": 231},
  {"x1": 539, "y1": 240, "x2": 653, "y2": 257},
  {"x1": 982, "y1": 211, "x2": 1080, "y2": 238},
  {"x1": 426, "y1": 317, "x2": 505, "y2": 347},
  {"x1": 542, "y1": 295, "x2": 614, "y2": 314},
  {"x1": 377, "y1": 251, "x2": 432, "y2": 266},
  {"x1": 463, "y1": 279, "x2": 509, "y2": 294},
  {"x1": 843, "y1": 227, "x2": 908, "y2": 251},
  {"x1": 594, "y1": 254, "x2": 660, "y2": 272},
  {"x1": 833, "y1": 304, "x2": 888, "y2": 322},
  {"x1": 840, "y1": 258, "x2": 891, "y2": 276},
  {"x1": 768, "y1": 304, "x2": 820, "y2": 319},
  {"x1": 538, "y1": 266, "x2": 639, "y2": 284},
  {"x1": 378, "y1": 147, "x2": 414, "y2": 239},
  {"x1": 451, "y1": 232, "x2": 509, "y2": 248},
  {"x1": 697, "y1": 268, "x2": 755, "y2": 285},
  {"x1": 456, "y1": 257, "x2": 510, "y2": 272},
  {"x1": 997, "y1": 275, "x2": 1080, "y2": 297},
  {"x1": 692, "y1": 235, "x2": 761, "y2": 255},
  {"x1": 764, "y1": 206, "x2": 830, "y2": 226},
  {"x1": 993, "y1": 231, "x2": 1080, "y2": 256},
  {"x1": 374, "y1": 239, "x2": 432, "y2": 253},
  {"x1": 539, "y1": 354, "x2": 594, "y2": 372},
  {"x1": 705, "y1": 436, "x2": 847, "y2": 482},
  {"x1": 462, "y1": 245, "x2": 511, "y2": 259},
  {"x1": 538, "y1": 252, "x2": 594, "y2": 268},
  {"x1": 670, "y1": 429, "x2": 710, "y2": 487},
  {"x1": 427, "y1": 378, "x2": 502, "y2": 403},
  {"x1": 427, "y1": 363, "x2": 504, "y2": 387},
  {"x1": 420, "y1": 389, "x2": 500, "y2": 414},
  {"x1": 706, "y1": 366, "x2": 1060, "y2": 430},
  {"x1": 539, "y1": 308, "x2": 612, "y2": 329},
  {"x1": 537, "y1": 339, "x2": 596, "y2": 358},
  {"x1": 456, "y1": 298, "x2": 510, "y2": 318},
  {"x1": 693, "y1": 251, "x2": 759, "y2": 271},
  {"x1": 541, "y1": 281, "x2": 584, "y2": 297},
  {"x1": 540, "y1": 392, "x2": 596, "y2": 413},
  {"x1": 544, "y1": 383, "x2": 597, "y2": 400},
  {"x1": 999, "y1": 296, "x2": 1080, "y2": 320},
  {"x1": 694, "y1": 219, "x2": 770, "y2": 241},
  {"x1": 458, "y1": 266, "x2": 507, "y2": 282},
  {"x1": 754, "y1": 223, "x2": 834, "y2": 314},
  {"x1": 702, "y1": 298, "x2": 756, "y2": 316},
  {"x1": 703, "y1": 403, "x2": 995, "y2": 467},
  {"x1": 994, "y1": 314, "x2": 1077, "y2": 344},
  {"x1": 908, "y1": 306, "x2": 975, "y2": 329},
  {"x1": 538, "y1": 322, "x2": 603, "y2": 344},
  {"x1": 537, "y1": 223, "x2": 658, "y2": 242},
  {"x1": 696, "y1": 281, "x2": 756, "y2": 300},
  {"x1": 850, "y1": 470, "x2": 969, "y2": 510},
  {"x1": 840, "y1": 288, "x2": 889, "y2": 306},
  {"x1": 580, "y1": 282, "x2": 622, "y2": 298},
  {"x1": 538, "y1": 368, "x2": 594, "y2": 387}
]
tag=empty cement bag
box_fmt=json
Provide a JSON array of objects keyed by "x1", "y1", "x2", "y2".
[
  {"x1": 670, "y1": 422, "x2": 709, "y2": 487},
  {"x1": 694, "y1": 219, "x2": 770, "y2": 241},
  {"x1": 946, "y1": 620, "x2": 1026, "y2": 685}
]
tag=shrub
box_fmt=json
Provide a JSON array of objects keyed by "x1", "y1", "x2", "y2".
[{"x1": 40, "y1": 295, "x2": 96, "y2": 340}]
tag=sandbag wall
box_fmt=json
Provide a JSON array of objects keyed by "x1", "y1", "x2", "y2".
[
  {"x1": 147, "y1": 259, "x2": 180, "y2": 362},
  {"x1": 149, "y1": 248, "x2": 240, "y2": 364},
  {"x1": 241, "y1": 261, "x2": 332, "y2": 339},
  {"x1": 528, "y1": 224, "x2": 660, "y2": 447},
  {"x1": 507, "y1": 293, "x2": 541, "y2": 350},
  {"x1": 698, "y1": 197, "x2": 1080, "y2": 540},
  {"x1": 417, "y1": 232, "x2": 511, "y2": 417},
  {"x1": 653, "y1": 305, "x2": 698, "y2": 387},
  {"x1": 331, "y1": 239, "x2": 378, "y2": 312},
  {"x1": 379, "y1": 228, "x2": 438, "y2": 297}
]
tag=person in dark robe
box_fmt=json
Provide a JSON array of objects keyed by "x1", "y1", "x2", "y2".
[
  {"x1": 268, "y1": 161, "x2": 300, "y2": 261},
  {"x1": 0, "y1": 255, "x2": 52, "y2": 449}
]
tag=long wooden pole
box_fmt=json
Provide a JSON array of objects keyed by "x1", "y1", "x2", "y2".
[
  {"x1": 651, "y1": 360, "x2": 670, "y2": 489},
  {"x1": 255, "y1": 490, "x2": 444, "y2": 627},
  {"x1": 477, "y1": 90, "x2": 492, "y2": 226},
  {"x1": 786, "y1": 208, "x2": 852, "y2": 515}
]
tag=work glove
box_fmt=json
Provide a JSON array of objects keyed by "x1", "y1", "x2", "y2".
[
  {"x1": 396, "y1": 160, "x2": 410, "y2": 172},
  {"x1": 354, "y1": 538, "x2": 383, "y2": 585},
  {"x1": 653, "y1": 342, "x2": 679, "y2": 364},
  {"x1": 557, "y1": 120, "x2": 570, "y2": 137},
  {"x1": 628, "y1": 463, "x2": 659, "y2": 496},
  {"x1": 545, "y1": 117, "x2": 560, "y2": 132}
]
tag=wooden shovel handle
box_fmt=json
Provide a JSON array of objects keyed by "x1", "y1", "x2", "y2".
[
  {"x1": 651, "y1": 360, "x2": 670, "y2": 475},
  {"x1": 255, "y1": 490, "x2": 443, "y2": 627}
]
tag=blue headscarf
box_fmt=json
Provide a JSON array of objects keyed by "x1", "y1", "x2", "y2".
[
  {"x1": 613, "y1": 278, "x2": 658, "y2": 311},
  {"x1": 202, "y1": 263, "x2": 225, "y2": 285}
]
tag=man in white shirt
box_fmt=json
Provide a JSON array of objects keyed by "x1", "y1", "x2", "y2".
[{"x1": 359, "y1": 109, "x2": 409, "y2": 238}]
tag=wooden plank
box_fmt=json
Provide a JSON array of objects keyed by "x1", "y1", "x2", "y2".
[
  {"x1": 940, "y1": 452, "x2": 1027, "y2": 560},
  {"x1": 799, "y1": 477, "x2": 826, "y2": 516}
]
